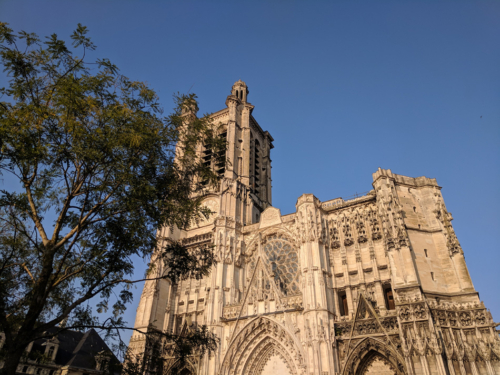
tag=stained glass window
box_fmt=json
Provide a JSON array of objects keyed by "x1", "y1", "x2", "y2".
[{"x1": 263, "y1": 234, "x2": 300, "y2": 296}]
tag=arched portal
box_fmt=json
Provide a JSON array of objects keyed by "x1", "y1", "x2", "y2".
[
  {"x1": 220, "y1": 317, "x2": 305, "y2": 375},
  {"x1": 243, "y1": 336, "x2": 296, "y2": 375},
  {"x1": 341, "y1": 338, "x2": 406, "y2": 375},
  {"x1": 164, "y1": 358, "x2": 196, "y2": 375}
]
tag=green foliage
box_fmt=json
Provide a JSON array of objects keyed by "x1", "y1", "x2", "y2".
[
  {"x1": 122, "y1": 325, "x2": 218, "y2": 375},
  {"x1": 0, "y1": 22, "x2": 222, "y2": 375}
]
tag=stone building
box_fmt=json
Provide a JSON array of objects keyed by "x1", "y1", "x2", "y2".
[{"x1": 128, "y1": 81, "x2": 500, "y2": 375}]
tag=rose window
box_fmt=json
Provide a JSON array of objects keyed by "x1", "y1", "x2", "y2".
[{"x1": 263, "y1": 234, "x2": 300, "y2": 296}]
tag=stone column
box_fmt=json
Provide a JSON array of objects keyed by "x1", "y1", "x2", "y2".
[
  {"x1": 435, "y1": 354, "x2": 448, "y2": 375},
  {"x1": 404, "y1": 355, "x2": 415, "y2": 375},
  {"x1": 470, "y1": 361, "x2": 480, "y2": 375},
  {"x1": 346, "y1": 286, "x2": 354, "y2": 319},
  {"x1": 241, "y1": 128, "x2": 251, "y2": 188},
  {"x1": 458, "y1": 360, "x2": 467, "y2": 375},
  {"x1": 226, "y1": 119, "x2": 237, "y2": 180},
  {"x1": 332, "y1": 289, "x2": 339, "y2": 318},
  {"x1": 485, "y1": 360, "x2": 495, "y2": 375},
  {"x1": 446, "y1": 359, "x2": 456, "y2": 375},
  {"x1": 419, "y1": 355, "x2": 431, "y2": 375}
]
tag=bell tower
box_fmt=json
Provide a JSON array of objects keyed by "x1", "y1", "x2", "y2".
[
  {"x1": 128, "y1": 81, "x2": 274, "y2": 368},
  {"x1": 207, "y1": 79, "x2": 274, "y2": 225}
]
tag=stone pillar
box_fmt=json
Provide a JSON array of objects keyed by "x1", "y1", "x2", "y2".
[
  {"x1": 346, "y1": 286, "x2": 354, "y2": 319},
  {"x1": 241, "y1": 128, "x2": 251, "y2": 188},
  {"x1": 435, "y1": 355, "x2": 448, "y2": 375},
  {"x1": 470, "y1": 361, "x2": 480, "y2": 375},
  {"x1": 333, "y1": 289, "x2": 339, "y2": 318},
  {"x1": 404, "y1": 355, "x2": 415, "y2": 375},
  {"x1": 485, "y1": 360, "x2": 495, "y2": 375},
  {"x1": 458, "y1": 360, "x2": 467, "y2": 375},
  {"x1": 419, "y1": 355, "x2": 431, "y2": 375},
  {"x1": 375, "y1": 281, "x2": 386, "y2": 312},
  {"x1": 225, "y1": 119, "x2": 237, "y2": 180}
]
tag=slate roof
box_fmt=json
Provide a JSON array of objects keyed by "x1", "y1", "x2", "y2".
[{"x1": 30, "y1": 328, "x2": 117, "y2": 370}]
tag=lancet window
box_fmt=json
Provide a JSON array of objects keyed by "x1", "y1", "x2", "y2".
[
  {"x1": 339, "y1": 291, "x2": 348, "y2": 316},
  {"x1": 200, "y1": 140, "x2": 212, "y2": 187},
  {"x1": 215, "y1": 129, "x2": 227, "y2": 177},
  {"x1": 200, "y1": 128, "x2": 227, "y2": 186},
  {"x1": 254, "y1": 138, "x2": 261, "y2": 196}
]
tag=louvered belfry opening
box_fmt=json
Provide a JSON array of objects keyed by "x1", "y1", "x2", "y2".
[
  {"x1": 254, "y1": 139, "x2": 261, "y2": 196},
  {"x1": 200, "y1": 129, "x2": 227, "y2": 187},
  {"x1": 200, "y1": 139, "x2": 213, "y2": 187},
  {"x1": 215, "y1": 130, "x2": 227, "y2": 178}
]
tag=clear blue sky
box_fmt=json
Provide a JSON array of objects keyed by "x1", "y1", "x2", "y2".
[{"x1": 1, "y1": 0, "x2": 499, "y2": 346}]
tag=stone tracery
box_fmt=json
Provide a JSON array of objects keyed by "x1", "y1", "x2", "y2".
[
  {"x1": 220, "y1": 317, "x2": 305, "y2": 375},
  {"x1": 341, "y1": 338, "x2": 405, "y2": 375},
  {"x1": 262, "y1": 234, "x2": 300, "y2": 296}
]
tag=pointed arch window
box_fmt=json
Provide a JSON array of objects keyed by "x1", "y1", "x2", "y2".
[
  {"x1": 215, "y1": 130, "x2": 227, "y2": 177},
  {"x1": 253, "y1": 139, "x2": 261, "y2": 196},
  {"x1": 338, "y1": 291, "x2": 348, "y2": 316},
  {"x1": 200, "y1": 128, "x2": 227, "y2": 185}
]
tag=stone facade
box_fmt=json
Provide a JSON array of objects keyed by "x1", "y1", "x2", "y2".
[{"x1": 128, "y1": 81, "x2": 500, "y2": 375}]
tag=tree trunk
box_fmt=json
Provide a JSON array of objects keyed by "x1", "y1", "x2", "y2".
[{"x1": 1, "y1": 344, "x2": 26, "y2": 375}]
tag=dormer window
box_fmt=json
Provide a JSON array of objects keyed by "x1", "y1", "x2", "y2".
[
  {"x1": 47, "y1": 346, "x2": 55, "y2": 359},
  {"x1": 96, "y1": 351, "x2": 112, "y2": 372},
  {"x1": 43, "y1": 340, "x2": 58, "y2": 362}
]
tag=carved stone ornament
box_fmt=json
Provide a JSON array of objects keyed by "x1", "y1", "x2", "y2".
[
  {"x1": 398, "y1": 306, "x2": 412, "y2": 321},
  {"x1": 219, "y1": 316, "x2": 305, "y2": 375},
  {"x1": 340, "y1": 337, "x2": 406, "y2": 375},
  {"x1": 413, "y1": 304, "x2": 427, "y2": 320},
  {"x1": 459, "y1": 311, "x2": 472, "y2": 327}
]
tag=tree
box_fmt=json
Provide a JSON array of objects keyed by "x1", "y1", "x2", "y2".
[{"x1": 0, "y1": 22, "x2": 222, "y2": 375}]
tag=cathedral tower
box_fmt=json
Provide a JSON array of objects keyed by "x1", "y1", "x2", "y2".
[
  {"x1": 128, "y1": 81, "x2": 275, "y2": 371},
  {"x1": 128, "y1": 82, "x2": 499, "y2": 375}
]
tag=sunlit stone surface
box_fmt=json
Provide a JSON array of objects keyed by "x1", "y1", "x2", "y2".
[{"x1": 127, "y1": 81, "x2": 500, "y2": 375}]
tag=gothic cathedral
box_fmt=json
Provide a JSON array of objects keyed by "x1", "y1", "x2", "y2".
[{"x1": 128, "y1": 81, "x2": 499, "y2": 375}]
